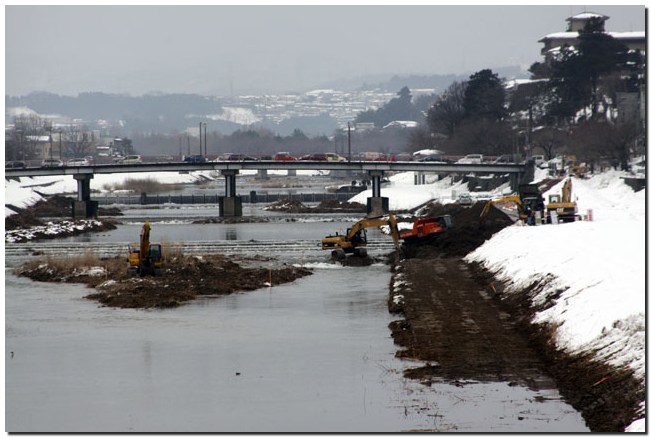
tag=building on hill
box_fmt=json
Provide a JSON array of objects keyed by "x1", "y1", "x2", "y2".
[{"x1": 538, "y1": 12, "x2": 646, "y2": 58}]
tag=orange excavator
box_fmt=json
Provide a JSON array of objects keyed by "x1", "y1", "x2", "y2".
[
  {"x1": 127, "y1": 221, "x2": 163, "y2": 276},
  {"x1": 399, "y1": 215, "x2": 453, "y2": 244}
]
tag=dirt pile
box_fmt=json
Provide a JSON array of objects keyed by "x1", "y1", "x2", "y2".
[
  {"x1": 401, "y1": 201, "x2": 513, "y2": 258},
  {"x1": 15, "y1": 254, "x2": 313, "y2": 309},
  {"x1": 265, "y1": 199, "x2": 366, "y2": 213}
]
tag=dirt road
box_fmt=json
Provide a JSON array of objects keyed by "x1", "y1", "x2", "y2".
[{"x1": 390, "y1": 255, "x2": 555, "y2": 390}]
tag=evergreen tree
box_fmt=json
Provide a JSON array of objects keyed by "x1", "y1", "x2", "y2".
[
  {"x1": 577, "y1": 18, "x2": 631, "y2": 116},
  {"x1": 462, "y1": 69, "x2": 507, "y2": 121}
]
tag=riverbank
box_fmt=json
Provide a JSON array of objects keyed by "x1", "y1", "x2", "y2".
[{"x1": 387, "y1": 201, "x2": 644, "y2": 432}]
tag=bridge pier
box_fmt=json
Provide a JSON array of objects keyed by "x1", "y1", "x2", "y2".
[
  {"x1": 220, "y1": 170, "x2": 242, "y2": 217},
  {"x1": 366, "y1": 170, "x2": 389, "y2": 216},
  {"x1": 72, "y1": 174, "x2": 98, "y2": 218},
  {"x1": 257, "y1": 169, "x2": 269, "y2": 179}
]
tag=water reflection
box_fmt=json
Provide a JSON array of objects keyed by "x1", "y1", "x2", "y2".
[
  {"x1": 5, "y1": 218, "x2": 589, "y2": 432},
  {"x1": 225, "y1": 227, "x2": 238, "y2": 240}
]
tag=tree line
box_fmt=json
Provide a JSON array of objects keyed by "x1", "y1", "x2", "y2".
[{"x1": 416, "y1": 18, "x2": 644, "y2": 169}]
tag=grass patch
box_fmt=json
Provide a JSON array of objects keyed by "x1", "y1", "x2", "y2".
[{"x1": 102, "y1": 177, "x2": 180, "y2": 194}]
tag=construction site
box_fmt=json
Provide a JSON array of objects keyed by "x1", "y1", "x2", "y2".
[{"x1": 5, "y1": 170, "x2": 645, "y2": 432}]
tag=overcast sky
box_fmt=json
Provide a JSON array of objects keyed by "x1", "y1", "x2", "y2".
[{"x1": 5, "y1": 4, "x2": 646, "y2": 97}]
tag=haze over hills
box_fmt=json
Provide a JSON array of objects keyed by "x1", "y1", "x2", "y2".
[{"x1": 5, "y1": 66, "x2": 529, "y2": 138}]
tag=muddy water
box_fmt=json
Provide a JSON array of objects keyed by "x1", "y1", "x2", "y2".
[{"x1": 5, "y1": 218, "x2": 589, "y2": 432}]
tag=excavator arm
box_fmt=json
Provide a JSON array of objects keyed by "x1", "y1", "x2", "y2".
[
  {"x1": 140, "y1": 220, "x2": 151, "y2": 262},
  {"x1": 479, "y1": 195, "x2": 523, "y2": 221},
  {"x1": 322, "y1": 214, "x2": 400, "y2": 257}
]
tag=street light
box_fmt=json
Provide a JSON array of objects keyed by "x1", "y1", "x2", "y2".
[
  {"x1": 198, "y1": 122, "x2": 202, "y2": 156},
  {"x1": 58, "y1": 129, "x2": 63, "y2": 160},
  {"x1": 198, "y1": 122, "x2": 207, "y2": 157}
]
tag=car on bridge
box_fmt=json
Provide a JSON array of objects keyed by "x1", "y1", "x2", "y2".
[
  {"x1": 5, "y1": 160, "x2": 26, "y2": 169},
  {"x1": 216, "y1": 153, "x2": 257, "y2": 161},
  {"x1": 41, "y1": 158, "x2": 64, "y2": 168},
  {"x1": 326, "y1": 153, "x2": 347, "y2": 162},
  {"x1": 418, "y1": 155, "x2": 451, "y2": 163},
  {"x1": 298, "y1": 153, "x2": 327, "y2": 161},
  {"x1": 456, "y1": 154, "x2": 484, "y2": 164},
  {"x1": 183, "y1": 154, "x2": 206, "y2": 163},
  {"x1": 273, "y1": 152, "x2": 297, "y2": 161},
  {"x1": 67, "y1": 157, "x2": 92, "y2": 166},
  {"x1": 119, "y1": 155, "x2": 144, "y2": 164}
]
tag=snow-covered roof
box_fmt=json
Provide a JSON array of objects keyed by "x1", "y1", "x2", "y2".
[
  {"x1": 539, "y1": 30, "x2": 645, "y2": 42},
  {"x1": 383, "y1": 120, "x2": 418, "y2": 129},
  {"x1": 567, "y1": 12, "x2": 609, "y2": 21}
]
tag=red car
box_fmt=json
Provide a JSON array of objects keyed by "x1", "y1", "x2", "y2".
[{"x1": 273, "y1": 152, "x2": 297, "y2": 161}]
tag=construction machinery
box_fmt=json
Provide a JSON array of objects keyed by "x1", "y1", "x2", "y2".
[
  {"x1": 400, "y1": 215, "x2": 453, "y2": 245},
  {"x1": 321, "y1": 214, "x2": 400, "y2": 259},
  {"x1": 546, "y1": 178, "x2": 578, "y2": 223},
  {"x1": 480, "y1": 184, "x2": 545, "y2": 225},
  {"x1": 128, "y1": 221, "x2": 163, "y2": 276}
]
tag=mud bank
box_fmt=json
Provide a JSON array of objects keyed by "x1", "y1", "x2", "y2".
[
  {"x1": 15, "y1": 254, "x2": 313, "y2": 309},
  {"x1": 5, "y1": 195, "x2": 120, "y2": 242}
]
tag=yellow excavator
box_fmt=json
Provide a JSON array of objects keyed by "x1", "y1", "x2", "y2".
[
  {"x1": 479, "y1": 184, "x2": 545, "y2": 225},
  {"x1": 128, "y1": 221, "x2": 163, "y2": 276},
  {"x1": 546, "y1": 178, "x2": 578, "y2": 223},
  {"x1": 321, "y1": 214, "x2": 400, "y2": 259}
]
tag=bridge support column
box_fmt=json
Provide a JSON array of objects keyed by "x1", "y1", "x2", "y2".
[
  {"x1": 73, "y1": 174, "x2": 98, "y2": 218},
  {"x1": 220, "y1": 170, "x2": 242, "y2": 217},
  {"x1": 287, "y1": 169, "x2": 297, "y2": 177},
  {"x1": 366, "y1": 170, "x2": 388, "y2": 216},
  {"x1": 257, "y1": 169, "x2": 269, "y2": 179}
]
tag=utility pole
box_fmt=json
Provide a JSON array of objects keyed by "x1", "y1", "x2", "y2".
[
  {"x1": 48, "y1": 124, "x2": 53, "y2": 161},
  {"x1": 198, "y1": 123, "x2": 202, "y2": 156},
  {"x1": 347, "y1": 122, "x2": 352, "y2": 162},
  {"x1": 202, "y1": 122, "x2": 207, "y2": 158}
]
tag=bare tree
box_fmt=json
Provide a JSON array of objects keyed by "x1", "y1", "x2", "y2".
[
  {"x1": 66, "y1": 124, "x2": 95, "y2": 158},
  {"x1": 10, "y1": 114, "x2": 49, "y2": 160},
  {"x1": 426, "y1": 81, "x2": 467, "y2": 137},
  {"x1": 531, "y1": 126, "x2": 568, "y2": 160},
  {"x1": 569, "y1": 120, "x2": 638, "y2": 170}
]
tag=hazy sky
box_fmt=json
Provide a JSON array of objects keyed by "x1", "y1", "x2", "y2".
[{"x1": 5, "y1": 4, "x2": 646, "y2": 97}]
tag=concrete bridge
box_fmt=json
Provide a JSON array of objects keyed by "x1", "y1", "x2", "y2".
[{"x1": 5, "y1": 160, "x2": 533, "y2": 217}]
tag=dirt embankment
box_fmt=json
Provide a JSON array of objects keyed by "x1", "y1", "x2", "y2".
[
  {"x1": 15, "y1": 254, "x2": 312, "y2": 309},
  {"x1": 388, "y1": 200, "x2": 643, "y2": 432},
  {"x1": 264, "y1": 199, "x2": 367, "y2": 213},
  {"x1": 5, "y1": 195, "x2": 120, "y2": 241}
]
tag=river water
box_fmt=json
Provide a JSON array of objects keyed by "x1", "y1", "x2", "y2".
[{"x1": 5, "y1": 206, "x2": 589, "y2": 432}]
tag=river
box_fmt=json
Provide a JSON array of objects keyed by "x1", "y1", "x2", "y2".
[{"x1": 5, "y1": 209, "x2": 589, "y2": 432}]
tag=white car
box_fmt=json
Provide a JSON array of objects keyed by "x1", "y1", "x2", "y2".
[
  {"x1": 66, "y1": 158, "x2": 91, "y2": 166},
  {"x1": 119, "y1": 155, "x2": 143, "y2": 164},
  {"x1": 457, "y1": 193, "x2": 473, "y2": 205},
  {"x1": 41, "y1": 158, "x2": 64, "y2": 168},
  {"x1": 456, "y1": 154, "x2": 483, "y2": 164},
  {"x1": 325, "y1": 153, "x2": 347, "y2": 162}
]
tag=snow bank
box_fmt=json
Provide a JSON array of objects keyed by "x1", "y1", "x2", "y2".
[{"x1": 466, "y1": 171, "x2": 645, "y2": 430}]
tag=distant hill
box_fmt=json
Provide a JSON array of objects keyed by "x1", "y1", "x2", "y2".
[{"x1": 315, "y1": 66, "x2": 529, "y2": 93}]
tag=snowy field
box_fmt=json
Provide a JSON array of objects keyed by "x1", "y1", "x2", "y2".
[{"x1": 4, "y1": 166, "x2": 646, "y2": 431}]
